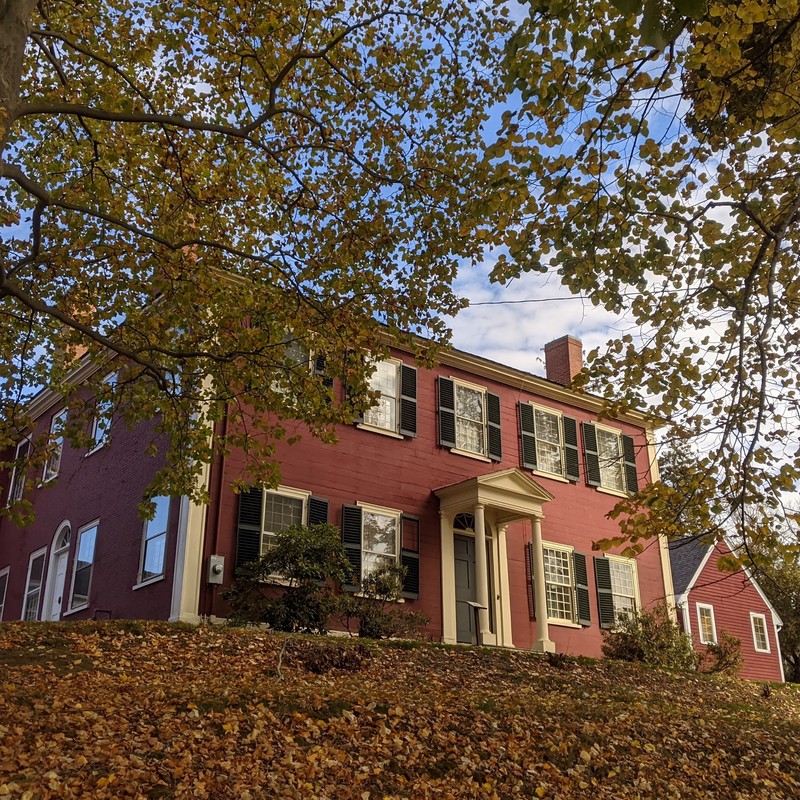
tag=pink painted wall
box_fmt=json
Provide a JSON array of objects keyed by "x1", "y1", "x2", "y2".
[
  {"x1": 682, "y1": 542, "x2": 783, "y2": 682},
  {"x1": 203, "y1": 350, "x2": 668, "y2": 657}
]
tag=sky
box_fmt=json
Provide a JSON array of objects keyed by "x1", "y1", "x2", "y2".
[{"x1": 447, "y1": 257, "x2": 626, "y2": 379}]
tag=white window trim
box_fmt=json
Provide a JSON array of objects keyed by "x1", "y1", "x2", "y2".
[
  {"x1": 359, "y1": 357, "x2": 403, "y2": 438},
  {"x1": 87, "y1": 372, "x2": 116, "y2": 454},
  {"x1": 542, "y1": 541, "x2": 580, "y2": 628},
  {"x1": 750, "y1": 612, "x2": 771, "y2": 653},
  {"x1": 451, "y1": 377, "x2": 489, "y2": 458},
  {"x1": 259, "y1": 487, "x2": 312, "y2": 586},
  {"x1": 69, "y1": 520, "x2": 99, "y2": 612},
  {"x1": 529, "y1": 403, "x2": 568, "y2": 480},
  {"x1": 696, "y1": 602, "x2": 717, "y2": 645},
  {"x1": 42, "y1": 408, "x2": 67, "y2": 483},
  {"x1": 594, "y1": 422, "x2": 627, "y2": 495},
  {"x1": 0, "y1": 565, "x2": 9, "y2": 621},
  {"x1": 356, "y1": 501, "x2": 402, "y2": 582},
  {"x1": 7, "y1": 436, "x2": 31, "y2": 506},
  {"x1": 605, "y1": 554, "x2": 641, "y2": 620},
  {"x1": 135, "y1": 496, "x2": 171, "y2": 586},
  {"x1": 22, "y1": 547, "x2": 47, "y2": 621}
]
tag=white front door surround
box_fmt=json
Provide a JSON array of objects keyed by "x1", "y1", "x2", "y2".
[{"x1": 435, "y1": 468, "x2": 555, "y2": 652}]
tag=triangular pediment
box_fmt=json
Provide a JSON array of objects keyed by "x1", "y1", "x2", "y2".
[{"x1": 434, "y1": 468, "x2": 553, "y2": 522}]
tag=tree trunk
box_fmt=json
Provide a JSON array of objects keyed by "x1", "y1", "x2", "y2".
[{"x1": 0, "y1": 0, "x2": 37, "y2": 152}]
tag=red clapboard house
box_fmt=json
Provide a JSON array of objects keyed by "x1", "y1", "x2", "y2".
[
  {"x1": 0, "y1": 335, "x2": 679, "y2": 660},
  {"x1": 669, "y1": 537, "x2": 785, "y2": 682}
]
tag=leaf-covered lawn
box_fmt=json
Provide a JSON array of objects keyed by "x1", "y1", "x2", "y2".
[{"x1": 1, "y1": 622, "x2": 799, "y2": 799}]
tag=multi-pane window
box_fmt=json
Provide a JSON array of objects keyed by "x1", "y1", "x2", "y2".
[
  {"x1": 271, "y1": 335, "x2": 311, "y2": 394},
  {"x1": 360, "y1": 505, "x2": 400, "y2": 579},
  {"x1": 534, "y1": 408, "x2": 563, "y2": 476},
  {"x1": 608, "y1": 558, "x2": 638, "y2": 621},
  {"x1": 70, "y1": 522, "x2": 98, "y2": 609},
  {"x1": 455, "y1": 383, "x2": 486, "y2": 456},
  {"x1": 7, "y1": 438, "x2": 30, "y2": 505},
  {"x1": 140, "y1": 497, "x2": 170, "y2": 582},
  {"x1": 262, "y1": 489, "x2": 307, "y2": 554},
  {"x1": 43, "y1": 409, "x2": 67, "y2": 482},
  {"x1": 23, "y1": 549, "x2": 46, "y2": 621},
  {"x1": 543, "y1": 546, "x2": 575, "y2": 622},
  {"x1": 90, "y1": 373, "x2": 116, "y2": 450},
  {"x1": 751, "y1": 613, "x2": 770, "y2": 653},
  {"x1": 697, "y1": 603, "x2": 717, "y2": 644},
  {"x1": 363, "y1": 360, "x2": 399, "y2": 433},
  {"x1": 596, "y1": 427, "x2": 626, "y2": 493},
  {"x1": 0, "y1": 567, "x2": 8, "y2": 620}
]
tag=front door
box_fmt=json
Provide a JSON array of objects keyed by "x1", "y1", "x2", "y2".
[
  {"x1": 454, "y1": 534, "x2": 476, "y2": 644},
  {"x1": 45, "y1": 549, "x2": 69, "y2": 621}
]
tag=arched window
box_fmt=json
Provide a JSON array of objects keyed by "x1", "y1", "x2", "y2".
[
  {"x1": 54, "y1": 523, "x2": 71, "y2": 551},
  {"x1": 453, "y1": 513, "x2": 475, "y2": 531}
]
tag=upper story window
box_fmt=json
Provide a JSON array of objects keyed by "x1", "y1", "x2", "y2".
[
  {"x1": 360, "y1": 359, "x2": 418, "y2": 438},
  {"x1": 696, "y1": 603, "x2": 717, "y2": 645},
  {"x1": 438, "y1": 377, "x2": 502, "y2": 461},
  {"x1": 7, "y1": 437, "x2": 30, "y2": 505},
  {"x1": 89, "y1": 372, "x2": 116, "y2": 451},
  {"x1": 595, "y1": 555, "x2": 640, "y2": 628},
  {"x1": 271, "y1": 334, "x2": 312, "y2": 394},
  {"x1": 582, "y1": 422, "x2": 639, "y2": 495},
  {"x1": 43, "y1": 408, "x2": 67, "y2": 483},
  {"x1": 519, "y1": 403, "x2": 580, "y2": 481}
]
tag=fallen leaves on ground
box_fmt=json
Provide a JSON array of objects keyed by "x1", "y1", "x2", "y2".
[{"x1": 1, "y1": 621, "x2": 798, "y2": 799}]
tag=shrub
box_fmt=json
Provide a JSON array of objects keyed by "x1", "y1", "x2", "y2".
[
  {"x1": 335, "y1": 563, "x2": 429, "y2": 639},
  {"x1": 602, "y1": 604, "x2": 701, "y2": 671},
  {"x1": 704, "y1": 631, "x2": 743, "y2": 675},
  {"x1": 223, "y1": 523, "x2": 352, "y2": 632}
]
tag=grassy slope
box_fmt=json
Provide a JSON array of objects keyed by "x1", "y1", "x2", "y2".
[{"x1": 1, "y1": 621, "x2": 799, "y2": 799}]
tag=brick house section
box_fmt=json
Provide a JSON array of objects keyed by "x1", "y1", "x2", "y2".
[{"x1": 670, "y1": 537, "x2": 784, "y2": 682}]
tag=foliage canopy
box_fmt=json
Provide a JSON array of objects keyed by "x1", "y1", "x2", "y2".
[
  {"x1": 498, "y1": 0, "x2": 800, "y2": 548},
  {"x1": 0, "y1": 0, "x2": 509, "y2": 503}
]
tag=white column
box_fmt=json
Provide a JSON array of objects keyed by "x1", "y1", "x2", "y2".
[
  {"x1": 496, "y1": 524, "x2": 514, "y2": 648},
  {"x1": 474, "y1": 503, "x2": 491, "y2": 642},
  {"x1": 440, "y1": 511, "x2": 457, "y2": 644},
  {"x1": 530, "y1": 515, "x2": 555, "y2": 653}
]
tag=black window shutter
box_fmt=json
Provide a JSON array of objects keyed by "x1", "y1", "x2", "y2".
[
  {"x1": 622, "y1": 435, "x2": 639, "y2": 494},
  {"x1": 486, "y1": 392, "x2": 502, "y2": 461},
  {"x1": 400, "y1": 515, "x2": 420, "y2": 599},
  {"x1": 235, "y1": 487, "x2": 263, "y2": 571},
  {"x1": 573, "y1": 552, "x2": 591, "y2": 626},
  {"x1": 341, "y1": 505, "x2": 363, "y2": 589},
  {"x1": 314, "y1": 354, "x2": 334, "y2": 392},
  {"x1": 526, "y1": 541, "x2": 536, "y2": 620},
  {"x1": 399, "y1": 364, "x2": 418, "y2": 438},
  {"x1": 563, "y1": 416, "x2": 580, "y2": 482},
  {"x1": 307, "y1": 496, "x2": 329, "y2": 526},
  {"x1": 518, "y1": 403, "x2": 538, "y2": 470},
  {"x1": 438, "y1": 377, "x2": 456, "y2": 448},
  {"x1": 582, "y1": 423, "x2": 601, "y2": 487},
  {"x1": 594, "y1": 557, "x2": 616, "y2": 629}
]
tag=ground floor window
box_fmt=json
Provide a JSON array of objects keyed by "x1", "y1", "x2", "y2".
[
  {"x1": 543, "y1": 544, "x2": 575, "y2": 623},
  {"x1": 23, "y1": 549, "x2": 46, "y2": 621},
  {"x1": 0, "y1": 566, "x2": 10, "y2": 620},
  {"x1": 71, "y1": 522, "x2": 98, "y2": 610}
]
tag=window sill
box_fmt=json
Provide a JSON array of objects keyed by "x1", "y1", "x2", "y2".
[
  {"x1": 548, "y1": 619, "x2": 582, "y2": 629},
  {"x1": 595, "y1": 485, "x2": 629, "y2": 499},
  {"x1": 357, "y1": 423, "x2": 404, "y2": 440},
  {"x1": 85, "y1": 443, "x2": 107, "y2": 457},
  {"x1": 754, "y1": 647, "x2": 771, "y2": 654},
  {"x1": 532, "y1": 469, "x2": 569, "y2": 484},
  {"x1": 62, "y1": 604, "x2": 89, "y2": 617},
  {"x1": 450, "y1": 448, "x2": 491, "y2": 463},
  {"x1": 132, "y1": 575, "x2": 165, "y2": 591}
]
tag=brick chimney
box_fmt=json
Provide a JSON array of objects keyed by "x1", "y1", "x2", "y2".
[{"x1": 544, "y1": 336, "x2": 583, "y2": 386}]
